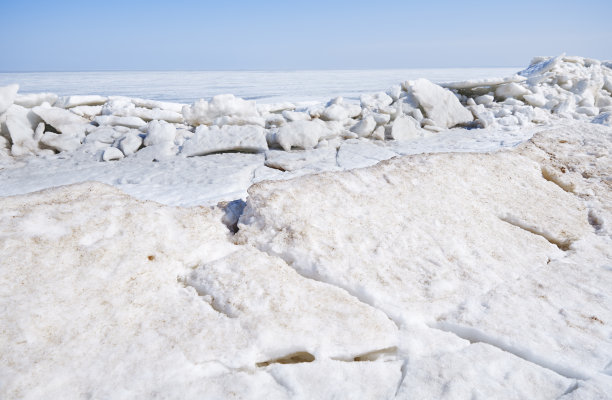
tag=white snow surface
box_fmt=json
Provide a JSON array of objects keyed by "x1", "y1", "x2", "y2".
[{"x1": 1, "y1": 55, "x2": 612, "y2": 398}]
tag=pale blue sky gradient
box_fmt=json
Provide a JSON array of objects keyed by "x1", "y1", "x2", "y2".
[{"x1": 1, "y1": 0, "x2": 610, "y2": 71}]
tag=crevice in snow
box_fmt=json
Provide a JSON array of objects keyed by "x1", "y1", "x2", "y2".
[
  {"x1": 541, "y1": 165, "x2": 574, "y2": 193},
  {"x1": 431, "y1": 321, "x2": 590, "y2": 380},
  {"x1": 331, "y1": 346, "x2": 398, "y2": 362},
  {"x1": 394, "y1": 360, "x2": 409, "y2": 397},
  {"x1": 256, "y1": 352, "x2": 315, "y2": 367},
  {"x1": 218, "y1": 199, "x2": 247, "y2": 233},
  {"x1": 177, "y1": 277, "x2": 237, "y2": 318},
  {"x1": 560, "y1": 381, "x2": 580, "y2": 397},
  {"x1": 498, "y1": 215, "x2": 572, "y2": 251},
  {"x1": 587, "y1": 210, "x2": 604, "y2": 233}
]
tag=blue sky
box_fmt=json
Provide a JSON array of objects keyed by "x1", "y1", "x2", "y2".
[{"x1": 1, "y1": 0, "x2": 610, "y2": 71}]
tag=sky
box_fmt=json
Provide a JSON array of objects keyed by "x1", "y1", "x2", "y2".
[{"x1": 1, "y1": 0, "x2": 611, "y2": 71}]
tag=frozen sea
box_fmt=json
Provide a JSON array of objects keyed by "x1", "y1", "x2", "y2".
[{"x1": 0, "y1": 68, "x2": 519, "y2": 104}]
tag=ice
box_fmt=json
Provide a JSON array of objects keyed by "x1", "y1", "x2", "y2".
[
  {"x1": 0, "y1": 84, "x2": 19, "y2": 115},
  {"x1": 4, "y1": 105, "x2": 42, "y2": 156},
  {"x1": 40, "y1": 132, "x2": 82, "y2": 153},
  {"x1": 181, "y1": 125, "x2": 268, "y2": 157},
  {"x1": 143, "y1": 120, "x2": 176, "y2": 146},
  {"x1": 68, "y1": 105, "x2": 103, "y2": 118},
  {"x1": 0, "y1": 183, "x2": 400, "y2": 398},
  {"x1": 182, "y1": 94, "x2": 259, "y2": 126},
  {"x1": 495, "y1": 82, "x2": 531, "y2": 99},
  {"x1": 93, "y1": 115, "x2": 147, "y2": 129},
  {"x1": 54, "y1": 94, "x2": 108, "y2": 108},
  {"x1": 32, "y1": 105, "x2": 89, "y2": 138},
  {"x1": 390, "y1": 115, "x2": 424, "y2": 140},
  {"x1": 276, "y1": 119, "x2": 335, "y2": 151},
  {"x1": 102, "y1": 146, "x2": 124, "y2": 161},
  {"x1": 406, "y1": 78, "x2": 474, "y2": 128},
  {"x1": 264, "y1": 147, "x2": 338, "y2": 172},
  {"x1": 14, "y1": 92, "x2": 58, "y2": 108},
  {"x1": 349, "y1": 115, "x2": 376, "y2": 137},
  {"x1": 2, "y1": 56, "x2": 612, "y2": 397},
  {"x1": 118, "y1": 130, "x2": 143, "y2": 155},
  {"x1": 236, "y1": 142, "x2": 590, "y2": 322}
]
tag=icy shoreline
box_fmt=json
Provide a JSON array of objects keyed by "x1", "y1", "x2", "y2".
[
  {"x1": 1, "y1": 56, "x2": 611, "y2": 399},
  {"x1": 1, "y1": 55, "x2": 610, "y2": 162},
  {"x1": 1, "y1": 55, "x2": 611, "y2": 206}
]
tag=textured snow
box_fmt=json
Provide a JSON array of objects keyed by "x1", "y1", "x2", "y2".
[{"x1": 1, "y1": 56, "x2": 612, "y2": 398}]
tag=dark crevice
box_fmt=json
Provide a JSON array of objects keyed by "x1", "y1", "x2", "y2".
[
  {"x1": 587, "y1": 210, "x2": 604, "y2": 232},
  {"x1": 498, "y1": 215, "x2": 572, "y2": 251},
  {"x1": 177, "y1": 277, "x2": 236, "y2": 318},
  {"x1": 560, "y1": 381, "x2": 580, "y2": 397},
  {"x1": 256, "y1": 352, "x2": 315, "y2": 367},
  {"x1": 218, "y1": 199, "x2": 247, "y2": 233}
]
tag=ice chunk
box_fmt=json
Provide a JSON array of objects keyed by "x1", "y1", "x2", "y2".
[
  {"x1": 519, "y1": 54, "x2": 564, "y2": 77},
  {"x1": 94, "y1": 115, "x2": 147, "y2": 129},
  {"x1": 5, "y1": 105, "x2": 42, "y2": 156},
  {"x1": 441, "y1": 75, "x2": 526, "y2": 90},
  {"x1": 495, "y1": 83, "x2": 531, "y2": 100},
  {"x1": 54, "y1": 95, "x2": 108, "y2": 108},
  {"x1": 182, "y1": 94, "x2": 259, "y2": 126},
  {"x1": 102, "y1": 146, "x2": 124, "y2": 161},
  {"x1": 0, "y1": 84, "x2": 19, "y2": 115},
  {"x1": 360, "y1": 92, "x2": 393, "y2": 109},
  {"x1": 321, "y1": 104, "x2": 349, "y2": 121},
  {"x1": 282, "y1": 110, "x2": 311, "y2": 122},
  {"x1": 14, "y1": 92, "x2": 58, "y2": 108},
  {"x1": 475, "y1": 94, "x2": 494, "y2": 105},
  {"x1": 144, "y1": 120, "x2": 176, "y2": 147},
  {"x1": 181, "y1": 125, "x2": 268, "y2": 156},
  {"x1": 390, "y1": 115, "x2": 423, "y2": 140},
  {"x1": 118, "y1": 131, "x2": 143, "y2": 155},
  {"x1": 523, "y1": 93, "x2": 548, "y2": 107},
  {"x1": 32, "y1": 106, "x2": 89, "y2": 138},
  {"x1": 40, "y1": 132, "x2": 81, "y2": 152},
  {"x1": 276, "y1": 120, "x2": 335, "y2": 151},
  {"x1": 349, "y1": 116, "x2": 376, "y2": 137},
  {"x1": 406, "y1": 79, "x2": 473, "y2": 128},
  {"x1": 69, "y1": 105, "x2": 103, "y2": 119}
]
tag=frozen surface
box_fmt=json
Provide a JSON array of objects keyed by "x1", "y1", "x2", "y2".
[
  {"x1": 1, "y1": 56, "x2": 612, "y2": 398},
  {"x1": 0, "y1": 68, "x2": 520, "y2": 104}
]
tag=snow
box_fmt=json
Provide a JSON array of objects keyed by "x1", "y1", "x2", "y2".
[
  {"x1": 405, "y1": 78, "x2": 474, "y2": 128},
  {"x1": 181, "y1": 125, "x2": 268, "y2": 156},
  {"x1": 1, "y1": 56, "x2": 612, "y2": 398},
  {"x1": 0, "y1": 83, "x2": 19, "y2": 114},
  {"x1": 275, "y1": 119, "x2": 336, "y2": 151}
]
